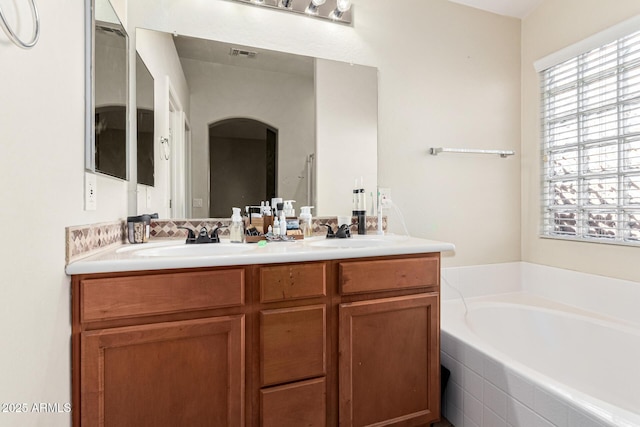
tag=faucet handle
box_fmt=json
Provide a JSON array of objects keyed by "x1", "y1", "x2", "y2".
[
  {"x1": 336, "y1": 223, "x2": 354, "y2": 239},
  {"x1": 210, "y1": 224, "x2": 227, "y2": 243},
  {"x1": 321, "y1": 223, "x2": 335, "y2": 238},
  {"x1": 178, "y1": 226, "x2": 197, "y2": 244}
]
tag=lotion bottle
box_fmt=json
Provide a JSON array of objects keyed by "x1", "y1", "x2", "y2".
[
  {"x1": 273, "y1": 217, "x2": 280, "y2": 236},
  {"x1": 229, "y1": 207, "x2": 245, "y2": 243}
]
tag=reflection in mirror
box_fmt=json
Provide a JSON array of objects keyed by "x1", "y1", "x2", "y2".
[
  {"x1": 209, "y1": 119, "x2": 277, "y2": 217},
  {"x1": 136, "y1": 29, "x2": 314, "y2": 218},
  {"x1": 176, "y1": 33, "x2": 315, "y2": 219},
  {"x1": 87, "y1": 0, "x2": 128, "y2": 179},
  {"x1": 135, "y1": 28, "x2": 377, "y2": 218},
  {"x1": 136, "y1": 53, "x2": 154, "y2": 186}
]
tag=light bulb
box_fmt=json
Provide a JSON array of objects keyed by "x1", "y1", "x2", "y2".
[
  {"x1": 306, "y1": 0, "x2": 325, "y2": 14},
  {"x1": 331, "y1": 0, "x2": 351, "y2": 19},
  {"x1": 336, "y1": 0, "x2": 351, "y2": 12}
]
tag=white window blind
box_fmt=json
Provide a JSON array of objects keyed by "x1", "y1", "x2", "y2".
[{"x1": 541, "y1": 28, "x2": 640, "y2": 245}]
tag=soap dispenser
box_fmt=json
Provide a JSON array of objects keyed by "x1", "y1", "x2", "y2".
[
  {"x1": 229, "y1": 207, "x2": 245, "y2": 243},
  {"x1": 299, "y1": 206, "x2": 314, "y2": 238}
]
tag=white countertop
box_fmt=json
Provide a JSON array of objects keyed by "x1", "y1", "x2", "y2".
[{"x1": 65, "y1": 235, "x2": 455, "y2": 275}]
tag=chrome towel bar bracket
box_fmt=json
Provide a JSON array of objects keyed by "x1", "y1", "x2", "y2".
[{"x1": 429, "y1": 147, "x2": 515, "y2": 158}]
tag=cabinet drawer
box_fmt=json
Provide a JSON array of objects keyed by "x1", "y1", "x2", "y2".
[
  {"x1": 260, "y1": 263, "x2": 326, "y2": 303},
  {"x1": 81, "y1": 269, "x2": 245, "y2": 322},
  {"x1": 339, "y1": 256, "x2": 439, "y2": 295},
  {"x1": 260, "y1": 305, "x2": 326, "y2": 386},
  {"x1": 260, "y1": 377, "x2": 326, "y2": 427}
]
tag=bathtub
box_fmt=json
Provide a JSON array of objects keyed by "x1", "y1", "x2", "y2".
[{"x1": 440, "y1": 262, "x2": 640, "y2": 427}]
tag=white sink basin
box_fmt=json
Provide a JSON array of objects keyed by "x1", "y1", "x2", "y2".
[
  {"x1": 306, "y1": 235, "x2": 408, "y2": 249},
  {"x1": 130, "y1": 243, "x2": 257, "y2": 257}
]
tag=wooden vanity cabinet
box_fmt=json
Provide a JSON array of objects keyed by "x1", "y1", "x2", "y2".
[
  {"x1": 71, "y1": 268, "x2": 248, "y2": 427},
  {"x1": 337, "y1": 255, "x2": 441, "y2": 427},
  {"x1": 71, "y1": 253, "x2": 441, "y2": 427}
]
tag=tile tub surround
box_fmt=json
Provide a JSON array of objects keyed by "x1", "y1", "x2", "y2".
[
  {"x1": 440, "y1": 262, "x2": 640, "y2": 427},
  {"x1": 66, "y1": 216, "x2": 387, "y2": 263},
  {"x1": 441, "y1": 331, "x2": 608, "y2": 427}
]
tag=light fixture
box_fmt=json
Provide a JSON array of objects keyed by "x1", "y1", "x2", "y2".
[
  {"x1": 306, "y1": 0, "x2": 325, "y2": 15},
  {"x1": 227, "y1": 0, "x2": 352, "y2": 25}
]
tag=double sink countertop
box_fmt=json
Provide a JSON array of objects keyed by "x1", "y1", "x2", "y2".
[{"x1": 65, "y1": 235, "x2": 455, "y2": 275}]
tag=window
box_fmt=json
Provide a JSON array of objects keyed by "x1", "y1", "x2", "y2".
[{"x1": 541, "y1": 28, "x2": 640, "y2": 245}]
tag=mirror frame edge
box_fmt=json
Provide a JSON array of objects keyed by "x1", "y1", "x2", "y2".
[
  {"x1": 84, "y1": 0, "x2": 94, "y2": 172},
  {"x1": 85, "y1": 0, "x2": 132, "y2": 184}
]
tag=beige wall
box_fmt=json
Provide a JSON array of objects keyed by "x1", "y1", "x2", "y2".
[
  {"x1": 521, "y1": 0, "x2": 640, "y2": 282},
  {"x1": 0, "y1": 0, "x2": 519, "y2": 424},
  {"x1": 0, "y1": 1, "x2": 128, "y2": 426}
]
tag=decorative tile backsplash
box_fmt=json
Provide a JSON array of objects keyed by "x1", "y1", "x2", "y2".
[
  {"x1": 65, "y1": 220, "x2": 126, "y2": 264},
  {"x1": 66, "y1": 216, "x2": 387, "y2": 264},
  {"x1": 150, "y1": 216, "x2": 386, "y2": 239}
]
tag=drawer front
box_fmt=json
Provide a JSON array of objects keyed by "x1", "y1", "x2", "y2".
[
  {"x1": 81, "y1": 269, "x2": 245, "y2": 322},
  {"x1": 339, "y1": 256, "x2": 439, "y2": 295},
  {"x1": 260, "y1": 263, "x2": 326, "y2": 303},
  {"x1": 260, "y1": 378, "x2": 326, "y2": 427},
  {"x1": 260, "y1": 305, "x2": 326, "y2": 387}
]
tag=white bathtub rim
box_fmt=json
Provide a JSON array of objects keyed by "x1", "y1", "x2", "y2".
[
  {"x1": 442, "y1": 296, "x2": 640, "y2": 427},
  {"x1": 465, "y1": 293, "x2": 640, "y2": 335},
  {"x1": 442, "y1": 261, "x2": 640, "y2": 328}
]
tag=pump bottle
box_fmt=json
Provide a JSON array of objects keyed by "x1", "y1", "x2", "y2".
[
  {"x1": 299, "y1": 206, "x2": 314, "y2": 238},
  {"x1": 229, "y1": 207, "x2": 245, "y2": 243}
]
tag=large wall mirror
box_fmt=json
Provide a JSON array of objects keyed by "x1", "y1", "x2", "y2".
[
  {"x1": 135, "y1": 27, "x2": 377, "y2": 218},
  {"x1": 85, "y1": 0, "x2": 129, "y2": 179}
]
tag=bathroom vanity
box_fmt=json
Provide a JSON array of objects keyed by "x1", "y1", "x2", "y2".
[{"x1": 67, "y1": 236, "x2": 454, "y2": 426}]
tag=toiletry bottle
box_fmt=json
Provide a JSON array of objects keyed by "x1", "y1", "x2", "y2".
[
  {"x1": 353, "y1": 177, "x2": 366, "y2": 235},
  {"x1": 230, "y1": 207, "x2": 245, "y2": 243},
  {"x1": 273, "y1": 216, "x2": 280, "y2": 236},
  {"x1": 299, "y1": 206, "x2": 314, "y2": 238},
  {"x1": 284, "y1": 200, "x2": 296, "y2": 217},
  {"x1": 279, "y1": 211, "x2": 287, "y2": 236},
  {"x1": 271, "y1": 198, "x2": 283, "y2": 217}
]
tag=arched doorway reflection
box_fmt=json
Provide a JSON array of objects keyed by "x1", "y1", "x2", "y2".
[{"x1": 209, "y1": 118, "x2": 277, "y2": 217}]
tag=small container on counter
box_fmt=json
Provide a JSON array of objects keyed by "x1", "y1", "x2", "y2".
[{"x1": 127, "y1": 216, "x2": 147, "y2": 244}]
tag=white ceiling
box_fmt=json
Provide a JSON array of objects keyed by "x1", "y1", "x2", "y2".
[{"x1": 448, "y1": 0, "x2": 543, "y2": 18}]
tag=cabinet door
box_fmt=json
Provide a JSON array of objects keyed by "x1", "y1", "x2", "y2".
[
  {"x1": 81, "y1": 316, "x2": 244, "y2": 427},
  {"x1": 339, "y1": 294, "x2": 439, "y2": 427}
]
